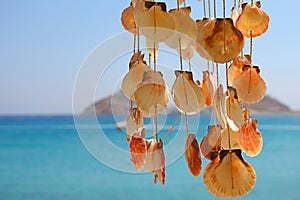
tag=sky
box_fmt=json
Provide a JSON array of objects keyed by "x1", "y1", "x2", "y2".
[{"x1": 0, "y1": 0, "x2": 300, "y2": 115}]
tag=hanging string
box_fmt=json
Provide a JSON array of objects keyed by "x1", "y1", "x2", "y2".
[
  {"x1": 208, "y1": 0, "x2": 211, "y2": 18},
  {"x1": 203, "y1": 0, "x2": 207, "y2": 18},
  {"x1": 185, "y1": 114, "x2": 189, "y2": 136},
  {"x1": 137, "y1": 27, "x2": 140, "y2": 62},
  {"x1": 177, "y1": 0, "x2": 180, "y2": 9},
  {"x1": 216, "y1": 63, "x2": 219, "y2": 86},
  {"x1": 234, "y1": 0, "x2": 237, "y2": 9},
  {"x1": 179, "y1": 38, "x2": 183, "y2": 71},
  {"x1": 155, "y1": 105, "x2": 158, "y2": 142},
  {"x1": 226, "y1": 63, "x2": 229, "y2": 88},
  {"x1": 250, "y1": 31, "x2": 253, "y2": 63},
  {"x1": 207, "y1": 59, "x2": 210, "y2": 71},
  {"x1": 133, "y1": 33, "x2": 136, "y2": 54},
  {"x1": 188, "y1": 58, "x2": 191, "y2": 71},
  {"x1": 213, "y1": 0, "x2": 217, "y2": 18},
  {"x1": 251, "y1": 0, "x2": 254, "y2": 6},
  {"x1": 223, "y1": 0, "x2": 226, "y2": 18},
  {"x1": 161, "y1": 114, "x2": 182, "y2": 141},
  {"x1": 153, "y1": 6, "x2": 157, "y2": 72}
]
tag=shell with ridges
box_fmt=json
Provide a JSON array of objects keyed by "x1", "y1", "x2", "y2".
[
  {"x1": 228, "y1": 55, "x2": 251, "y2": 86},
  {"x1": 226, "y1": 87, "x2": 243, "y2": 129},
  {"x1": 200, "y1": 125, "x2": 221, "y2": 160},
  {"x1": 121, "y1": 4, "x2": 137, "y2": 34},
  {"x1": 184, "y1": 134, "x2": 202, "y2": 177},
  {"x1": 130, "y1": 128, "x2": 147, "y2": 170},
  {"x1": 126, "y1": 108, "x2": 144, "y2": 141}
]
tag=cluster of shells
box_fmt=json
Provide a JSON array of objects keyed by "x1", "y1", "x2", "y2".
[{"x1": 121, "y1": 0, "x2": 269, "y2": 198}]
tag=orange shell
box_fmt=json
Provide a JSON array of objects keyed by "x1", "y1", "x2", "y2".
[
  {"x1": 200, "y1": 125, "x2": 221, "y2": 160},
  {"x1": 228, "y1": 55, "x2": 251, "y2": 86},
  {"x1": 232, "y1": 66, "x2": 266, "y2": 104},
  {"x1": 221, "y1": 127, "x2": 241, "y2": 150},
  {"x1": 240, "y1": 119, "x2": 263, "y2": 157},
  {"x1": 121, "y1": 4, "x2": 137, "y2": 34},
  {"x1": 184, "y1": 134, "x2": 202, "y2": 177},
  {"x1": 134, "y1": 70, "x2": 170, "y2": 117},
  {"x1": 172, "y1": 71, "x2": 205, "y2": 115},
  {"x1": 122, "y1": 62, "x2": 150, "y2": 101},
  {"x1": 165, "y1": 7, "x2": 197, "y2": 50},
  {"x1": 126, "y1": 108, "x2": 144, "y2": 141},
  {"x1": 236, "y1": 2, "x2": 270, "y2": 38},
  {"x1": 130, "y1": 129, "x2": 147, "y2": 170},
  {"x1": 195, "y1": 18, "x2": 244, "y2": 63},
  {"x1": 202, "y1": 71, "x2": 216, "y2": 107},
  {"x1": 203, "y1": 150, "x2": 256, "y2": 198},
  {"x1": 145, "y1": 139, "x2": 165, "y2": 185},
  {"x1": 226, "y1": 87, "x2": 243, "y2": 129}
]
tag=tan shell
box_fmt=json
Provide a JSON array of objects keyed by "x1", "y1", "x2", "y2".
[
  {"x1": 195, "y1": 18, "x2": 244, "y2": 63},
  {"x1": 202, "y1": 70, "x2": 216, "y2": 107},
  {"x1": 172, "y1": 71, "x2": 205, "y2": 115},
  {"x1": 226, "y1": 87, "x2": 243, "y2": 129},
  {"x1": 213, "y1": 85, "x2": 227, "y2": 129},
  {"x1": 232, "y1": 65, "x2": 266, "y2": 104},
  {"x1": 134, "y1": 1, "x2": 175, "y2": 42},
  {"x1": 200, "y1": 125, "x2": 221, "y2": 160},
  {"x1": 221, "y1": 127, "x2": 241, "y2": 150},
  {"x1": 184, "y1": 134, "x2": 202, "y2": 177},
  {"x1": 203, "y1": 150, "x2": 256, "y2": 198},
  {"x1": 231, "y1": 7, "x2": 238, "y2": 25},
  {"x1": 145, "y1": 139, "x2": 165, "y2": 185},
  {"x1": 122, "y1": 62, "x2": 150, "y2": 101},
  {"x1": 240, "y1": 119, "x2": 263, "y2": 157},
  {"x1": 130, "y1": 128, "x2": 147, "y2": 170},
  {"x1": 228, "y1": 55, "x2": 251, "y2": 86},
  {"x1": 134, "y1": 70, "x2": 170, "y2": 117},
  {"x1": 236, "y1": 2, "x2": 270, "y2": 38},
  {"x1": 121, "y1": 4, "x2": 137, "y2": 34},
  {"x1": 165, "y1": 7, "x2": 197, "y2": 50},
  {"x1": 126, "y1": 108, "x2": 144, "y2": 141}
]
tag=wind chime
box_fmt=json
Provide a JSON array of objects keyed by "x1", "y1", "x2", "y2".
[{"x1": 120, "y1": 0, "x2": 269, "y2": 198}]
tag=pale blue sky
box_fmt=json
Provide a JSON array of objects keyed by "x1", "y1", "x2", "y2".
[{"x1": 0, "y1": 0, "x2": 299, "y2": 115}]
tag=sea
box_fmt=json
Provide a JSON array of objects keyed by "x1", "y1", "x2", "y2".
[{"x1": 0, "y1": 114, "x2": 300, "y2": 200}]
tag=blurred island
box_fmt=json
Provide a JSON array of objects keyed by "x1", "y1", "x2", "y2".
[{"x1": 82, "y1": 91, "x2": 295, "y2": 115}]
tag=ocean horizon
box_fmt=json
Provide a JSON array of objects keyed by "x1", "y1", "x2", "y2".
[{"x1": 1, "y1": 114, "x2": 299, "y2": 200}]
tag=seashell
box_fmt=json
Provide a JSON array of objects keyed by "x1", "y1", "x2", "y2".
[
  {"x1": 225, "y1": 87, "x2": 243, "y2": 129},
  {"x1": 184, "y1": 134, "x2": 202, "y2": 177},
  {"x1": 221, "y1": 127, "x2": 241, "y2": 150},
  {"x1": 200, "y1": 125, "x2": 221, "y2": 160},
  {"x1": 130, "y1": 128, "x2": 147, "y2": 170},
  {"x1": 121, "y1": 4, "x2": 137, "y2": 34},
  {"x1": 145, "y1": 139, "x2": 165, "y2": 185},
  {"x1": 126, "y1": 107, "x2": 144, "y2": 141},
  {"x1": 232, "y1": 65, "x2": 267, "y2": 104},
  {"x1": 172, "y1": 70, "x2": 205, "y2": 115},
  {"x1": 195, "y1": 18, "x2": 244, "y2": 63},
  {"x1": 240, "y1": 118, "x2": 263, "y2": 157},
  {"x1": 228, "y1": 54, "x2": 251, "y2": 86},
  {"x1": 202, "y1": 70, "x2": 216, "y2": 107},
  {"x1": 134, "y1": 1, "x2": 175, "y2": 42},
  {"x1": 129, "y1": 51, "x2": 145, "y2": 68},
  {"x1": 236, "y1": 2, "x2": 270, "y2": 38},
  {"x1": 165, "y1": 7, "x2": 197, "y2": 50},
  {"x1": 122, "y1": 62, "x2": 150, "y2": 101},
  {"x1": 204, "y1": 149, "x2": 256, "y2": 198},
  {"x1": 213, "y1": 85, "x2": 227, "y2": 129},
  {"x1": 178, "y1": 46, "x2": 194, "y2": 60},
  {"x1": 231, "y1": 7, "x2": 238, "y2": 25},
  {"x1": 134, "y1": 70, "x2": 170, "y2": 117}
]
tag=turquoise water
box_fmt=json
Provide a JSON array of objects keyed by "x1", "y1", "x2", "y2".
[{"x1": 0, "y1": 114, "x2": 300, "y2": 200}]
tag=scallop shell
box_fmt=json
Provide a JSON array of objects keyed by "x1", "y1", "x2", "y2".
[
  {"x1": 240, "y1": 119, "x2": 263, "y2": 157},
  {"x1": 134, "y1": 1, "x2": 175, "y2": 42},
  {"x1": 130, "y1": 128, "x2": 147, "y2": 170},
  {"x1": 204, "y1": 150, "x2": 256, "y2": 198},
  {"x1": 165, "y1": 7, "x2": 197, "y2": 50},
  {"x1": 172, "y1": 71, "x2": 205, "y2": 115},
  {"x1": 196, "y1": 18, "x2": 244, "y2": 63},
  {"x1": 232, "y1": 65, "x2": 267, "y2": 104},
  {"x1": 202, "y1": 70, "x2": 216, "y2": 107},
  {"x1": 200, "y1": 125, "x2": 221, "y2": 160},
  {"x1": 121, "y1": 4, "x2": 137, "y2": 34},
  {"x1": 122, "y1": 62, "x2": 150, "y2": 101},
  {"x1": 126, "y1": 107, "x2": 144, "y2": 141},
  {"x1": 184, "y1": 134, "x2": 202, "y2": 177},
  {"x1": 228, "y1": 54, "x2": 251, "y2": 86},
  {"x1": 236, "y1": 2, "x2": 270, "y2": 38},
  {"x1": 134, "y1": 70, "x2": 170, "y2": 117},
  {"x1": 231, "y1": 7, "x2": 238, "y2": 25},
  {"x1": 145, "y1": 139, "x2": 165, "y2": 185},
  {"x1": 226, "y1": 87, "x2": 243, "y2": 129},
  {"x1": 221, "y1": 127, "x2": 241, "y2": 150},
  {"x1": 213, "y1": 85, "x2": 227, "y2": 129}
]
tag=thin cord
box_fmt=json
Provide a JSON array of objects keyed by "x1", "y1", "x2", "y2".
[
  {"x1": 226, "y1": 63, "x2": 229, "y2": 88},
  {"x1": 179, "y1": 38, "x2": 183, "y2": 71},
  {"x1": 203, "y1": 0, "x2": 207, "y2": 18},
  {"x1": 208, "y1": 0, "x2": 211, "y2": 18},
  {"x1": 250, "y1": 31, "x2": 253, "y2": 63},
  {"x1": 185, "y1": 114, "x2": 189, "y2": 136},
  {"x1": 214, "y1": 0, "x2": 216, "y2": 18},
  {"x1": 161, "y1": 114, "x2": 182, "y2": 141}
]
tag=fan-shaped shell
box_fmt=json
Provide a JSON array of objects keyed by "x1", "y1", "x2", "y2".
[
  {"x1": 214, "y1": 85, "x2": 227, "y2": 129},
  {"x1": 145, "y1": 139, "x2": 165, "y2": 185},
  {"x1": 221, "y1": 127, "x2": 241, "y2": 150},
  {"x1": 121, "y1": 4, "x2": 137, "y2": 34},
  {"x1": 240, "y1": 119, "x2": 263, "y2": 157},
  {"x1": 226, "y1": 87, "x2": 243, "y2": 129},
  {"x1": 232, "y1": 65, "x2": 266, "y2": 104},
  {"x1": 184, "y1": 134, "x2": 202, "y2": 177},
  {"x1": 228, "y1": 55, "x2": 251, "y2": 86},
  {"x1": 196, "y1": 18, "x2": 244, "y2": 63},
  {"x1": 126, "y1": 107, "x2": 144, "y2": 141},
  {"x1": 135, "y1": 1, "x2": 175, "y2": 42},
  {"x1": 202, "y1": 70, "x2": 216, "y2": 107},
  {"x1": 122, "y1": 62, "x2": 150, "y2": 101},
  {"x1": 134, "y1": 70, "x2": 170, "y2": 117},
  {"x1": 236, "y1": 2, "x2": 270, "y2": 38},
  {"x1": 165, "y1": 7, "x2": 197, "y2": 50},
  {"x1": 200, "y1": 125, "x2": 221, "y2": 160},
  {"x1": 130, "y1": 128, "x2": 147, "y2": 170},
  {"x1": 231, "y1": 7, "x2": 238, "y2": 25},
  {"x1": 203, "y1": 150, "x2": 256, "y2": 198},
  {"x1": 172, "y1": 70, "x2": 205, "y2": 115}
]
